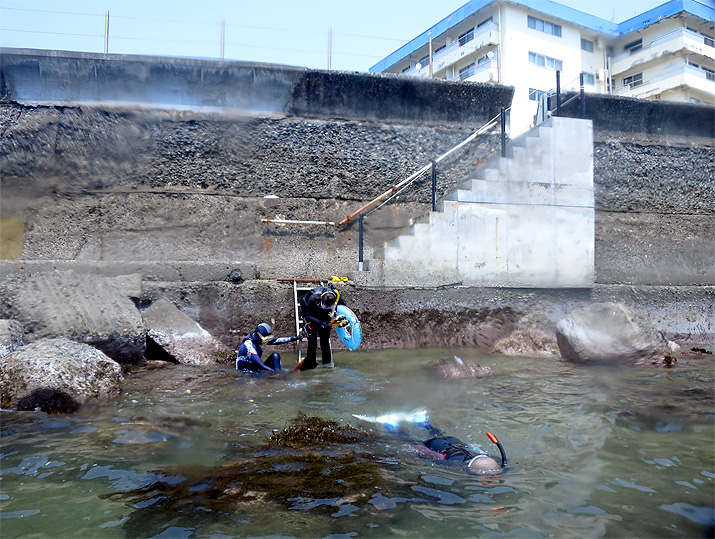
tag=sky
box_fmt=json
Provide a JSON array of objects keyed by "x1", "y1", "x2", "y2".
[{"x1": 0, "y1": 0, "x2": 669, "y2": 72}]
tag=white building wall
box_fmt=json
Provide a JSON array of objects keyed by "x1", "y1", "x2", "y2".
[
  {"x1": 376, "y1": 1, "x2": 715, "y2": 127},
  {"x1": 499, "y1": 4, "x2": 586, "y2": 134}
]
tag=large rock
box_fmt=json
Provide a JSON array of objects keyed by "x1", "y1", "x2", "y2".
[
  {"x1": 0, "y1": 270, "x2": 145, "y2": 364},
  {"x1": 555, "y1": 302, "x2": 670, "y2": 366},
  {"x1": 0, "y1": 337, "x2": 124, "y2": 413},
  {"x1": 0, "y1": 319, "x2": 24, "y2": 357},
  {"x1": 142, "y1": 298, "x2": 231, "y2": 365},
  {"x1": 492, "y1": 313, "x2": 560, "y2": 358}
]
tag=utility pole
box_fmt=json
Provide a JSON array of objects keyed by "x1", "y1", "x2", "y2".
[
  {"x1": 104, "y1": 10, "x2": 109, "y2": 53},
  {"x1": 327, "y1": 28, "x2": 332, "y2": 70},
  {"x1": 429, "y1": 38, "x2": 433, "y2": 78},
  {"x1": 220, "y1": 19, "x2": 225, "y2": 60}
]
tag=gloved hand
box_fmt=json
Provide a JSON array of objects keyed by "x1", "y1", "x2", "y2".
[
  {"x1": 321, "y1": 321, "x2": 332, "y2": 329},
  {"x1": 328, "y1": 315, "x2": 348, "y2": 327}
]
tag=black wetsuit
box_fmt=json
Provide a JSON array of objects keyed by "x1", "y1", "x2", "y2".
[
  {"x1": 423, "y1": 436, "x2": 481, "y2": 465},
  {"x1": 299, "y1": 286, "x2": 345, "y2": 369}
]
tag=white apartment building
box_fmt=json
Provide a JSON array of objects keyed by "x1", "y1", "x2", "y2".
[{"x1": 370, "y1": 0, "x2": 715, "y2": 134}]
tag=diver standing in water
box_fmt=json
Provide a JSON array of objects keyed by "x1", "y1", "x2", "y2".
[
  {"x1": 235, "y1": 323, "x2": 301, "y2": 372},
  {"x1": 297, "y1": 285, "x2": 348, "y2": 370}
]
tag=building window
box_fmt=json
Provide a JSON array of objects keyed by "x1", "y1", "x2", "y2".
[
  {"x1": 582, "y1": 72, "x2": 595, "y2": 85},
  {"x1": 704, "y1": 34, "x2": 715, "y2": 47},
  {"x1": 529, "y1": 51, "x2": 563, "y2": 71},
  {"x1": 402, "y1": 66, "x2": 411, "y2": 74},
  {"x1": 458, "y1": 29, "x2": 474, "y2": 46},
  {"x1": 581, "y1": 38, "x2": 594, "y2": 52},
  {"x1": 529, "y1": 88, "x2": 546, "y2": 101},
  {"x1": 703, "y1": 67, "x2": 715, "y2": 81},
  {"x1": 434, "y1": 44, "x2": 446, "y2": 55},
  {"x1": 458, "y1": 63, "x2": 476, "y2": 80},
  {"x1": 623, "y1": 73, "x2": 643, "y2": 88},
  {"x1": 417, "y1": 54, "x2": 429, "y2": 67},
  {"x1": 623, "y1": 38, "x2": 642, "y2": 53},
  {"x1": 477, "y1": 17, "x2": 493, "y2": 28},
  {"x1": 528, "y1": 15, "x2": 562, "y2": 37}
]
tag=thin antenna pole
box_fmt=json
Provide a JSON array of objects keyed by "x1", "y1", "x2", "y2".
[
  {"x1": 104, "y1": 10, "x2": 109, "y2": 53},
  {"x1": 220, "y1": 19, "x2": 225, "y2": 60},
  {"x1": 429, "y1": 38, "x2": 433, "y2": 78},
  {"x1": 328, "y1": 27, "x2": 332, "y2": 70}
]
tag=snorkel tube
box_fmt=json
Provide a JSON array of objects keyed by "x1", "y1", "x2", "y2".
[{"x1": 486, "y1": 432, "x2": 507, "y2": 467}]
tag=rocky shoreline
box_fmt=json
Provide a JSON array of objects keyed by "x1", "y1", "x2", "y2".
[{"x1": 1, "y1": 269, "x2": 712, "y2": 414}]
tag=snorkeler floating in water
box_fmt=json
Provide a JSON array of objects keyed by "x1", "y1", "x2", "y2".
[{"x1": 354, "y1": 410, "x2": 507, "y2": 475}]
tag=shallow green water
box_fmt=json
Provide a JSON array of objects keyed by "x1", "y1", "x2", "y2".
[{"x1": 1, "y1": 348, "x2": 713, "y2": 538}]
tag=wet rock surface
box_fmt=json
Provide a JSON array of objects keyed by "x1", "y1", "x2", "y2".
[
  {"x1": 141, "y1": 298, "x2": 231, "y2": 365},
  {"x1": 0, "y1": 270, "x2": 146, "y2": 364},
  {"x1": 0, "y1": 337, "x2": 123, "y2": 412},
  {"x1": 556, "y1": 302, "x2": 671, "y2": 366},
  {"x1": 0, "y1": 319, "x2": 24, "y2": 357},
  {"x1": 492, "y1": 313, "x2": 560, "y2": 358}
]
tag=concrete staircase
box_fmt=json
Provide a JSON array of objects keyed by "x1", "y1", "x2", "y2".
[{"x1": 355, "y1": 117, "x2": 595, "y2": 289}]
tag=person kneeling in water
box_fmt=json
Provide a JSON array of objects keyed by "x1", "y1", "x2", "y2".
[
  {"x1": 235, "y1": 323, "x2": 301, "y2": 372},
  {"x1": 373, "y1": 410, "x2": 507, "y2": 474}
]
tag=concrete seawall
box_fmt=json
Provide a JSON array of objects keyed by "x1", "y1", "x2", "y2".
[
  {"x1": 1, "y1": 49, "x2": 713, "y2": 345},
  {"x1": 0, "y1": 48, "x2": 513, "y2": 123}
]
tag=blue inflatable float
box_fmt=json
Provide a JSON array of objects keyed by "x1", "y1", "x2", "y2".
[{"x1": 335, "y1": 305, "x2": 362, "y2": 350}]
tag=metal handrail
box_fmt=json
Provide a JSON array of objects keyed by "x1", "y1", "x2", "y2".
[
  {"x1": 337, "y1": 114, "x2": 501, "y2": 226},
  {"x1": 260, "y1": 105, "x2": 508, "y2": 228}
]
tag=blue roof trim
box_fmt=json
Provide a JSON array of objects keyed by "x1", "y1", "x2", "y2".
[
  {"x1": 369, "y1": 0, "x2": 715, "y2": 73},
  {"x1": 507, "y1": 0, "x2": 619, "y2": 34},
  {"x1": 618, "y1": 0, "x2": 715, "y2": 35},
  {"x1": 370, "y1": 0, "x2": 493, "y2": 73}
]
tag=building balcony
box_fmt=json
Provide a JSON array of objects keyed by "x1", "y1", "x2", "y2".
[
  {"x1": 611, "y1": 28, "x2": 715, "y2": 74},
  {"x1": 445, "y1": 58, "x2": 499, "y2": 83},
  {"x1": 403, "y1": 22, "x2": 499, "y2": 77},
  {"x1": 613, "y1": 63, "x2": 715, "y2": 98}
]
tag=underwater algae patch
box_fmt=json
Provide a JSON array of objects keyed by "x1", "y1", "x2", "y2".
[
  {"x1": 106, "y1": 413, "x2": 394, "y2": 533},
  {"x1": 268, "y1": 411, "x2": 369, "y2": 447}
]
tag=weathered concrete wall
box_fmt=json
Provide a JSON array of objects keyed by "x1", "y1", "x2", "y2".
[
  {"x1": 559, "y1": 92, "x2": 715, "y2": 138},
  {"x1": 0, "y1": 48, "x2": 513, "y2": 123},
  {"x1": 1, "y1": 49, "x2": 713, "y2": 345},
  {"x1": 0, "y1": 101, "x2": 501, "y2": 280}
]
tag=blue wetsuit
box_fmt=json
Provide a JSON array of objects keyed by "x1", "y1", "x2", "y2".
[{"x1": 236, "y1": 334, "x2": 299, "y2": 372}]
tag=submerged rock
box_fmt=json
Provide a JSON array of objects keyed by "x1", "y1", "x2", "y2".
[
  {"x1": 0, "y1": 337, "x2": 123, "y2": 413},
  {"x1": 424, "y1": 355, "x2": 496, "y2": 379},
  {"x1": 105, "y1": 413, "x2": 389, "y2": 533},
  {"x1": 555, "y1": 302, "x2": 670, "y2": 366},
  {"x1": 142, "y1": 298, "x2": 231, "y2": 365}
]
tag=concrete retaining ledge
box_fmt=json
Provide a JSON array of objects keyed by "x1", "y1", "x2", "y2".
[
  {"x1": 0, "y1": 260, "x2": 257, "y2": 283},
  {"x1": 0, "y1": 48, "x2": 514, "y2": 123}
]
